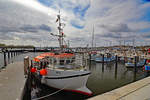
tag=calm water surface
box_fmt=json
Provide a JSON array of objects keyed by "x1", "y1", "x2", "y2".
[
  {"x1": 87, "y1": 61, "x2": 146, "y2": 96},
  {"x1": 0, "y1": 52, "x2": 40, "y2": 69}
]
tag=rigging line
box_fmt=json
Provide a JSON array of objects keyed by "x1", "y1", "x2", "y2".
[{"x1": 32, "y1": 84, "x2": 70, "y2": 100}]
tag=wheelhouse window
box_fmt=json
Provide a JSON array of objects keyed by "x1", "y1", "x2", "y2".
[
  {"x1": 60, "y1": 60, "x2": 64, "y2": 65},
  {"x1": 66, "y1": 60, "x2": 70, "y2": 64}
]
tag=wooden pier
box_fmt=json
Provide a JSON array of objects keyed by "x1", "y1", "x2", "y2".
[{"x1": 0, "y1": 62, "x2": 26, "y2": 100}]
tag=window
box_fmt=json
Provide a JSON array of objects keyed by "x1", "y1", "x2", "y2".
[
  {"x1": 60, "y1": 60, "x2": 64, "y2": 65},
  {"x1": 66, "y1": 60, "x2": 70, "y2": 64}
]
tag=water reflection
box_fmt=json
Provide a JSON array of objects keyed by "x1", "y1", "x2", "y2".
[{"x1": 87, "y1": 61, "x2": 146, "y2": 96}]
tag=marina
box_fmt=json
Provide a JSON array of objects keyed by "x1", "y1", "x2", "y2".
[
  {"x1": 1, "y1": 0, "x2": 150, "y2": 100},
  {"x1": 0, "y1": 48, "x2": 150, "y2": 100}
]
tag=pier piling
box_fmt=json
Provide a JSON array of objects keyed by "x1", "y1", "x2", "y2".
[
  {"x1": 3, "y1": 51, "x2": 7, "y2": 67},
  {"x1": 102, "y1": 54, "x2": 104, "y2": 72},
  {"x1": 115, "y1": 55, "x2": 118, "y2": 68},
  {"x1": 11, "y1": 51, "x2": 13, "y2": 58},
  {"x1": 7, "y1": 51, "x2": 10, "y2": 64},
  {"x1": 115, "y1": 55, "x2": 118, "y2": 79},
  {"x1": 134, "y1": 56, "x2": 137, "y2": 81},
  {"x1": 8, "y1": 51, "x2": 10, "y2": 59},
  {"x1": 14, "y1": 51, "x2": 15, "y2": 57},
  {"x1": 89, "y1": 54, "x2": 91, "y2": 69}
]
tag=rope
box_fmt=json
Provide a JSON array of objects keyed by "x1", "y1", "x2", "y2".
[{"x1": 32, "y1": 85, "x2": 69, "y2": 100}]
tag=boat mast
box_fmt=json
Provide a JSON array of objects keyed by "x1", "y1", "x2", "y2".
[
  {"x1": 91, "y1": 25, "x2": 94, "y2": 49},
  {"x1": 57, "y1": 11, "x2": 63, "y2": 51},
  {"x1": 50, "y1": 11, "x2": 65, "y2": 52}
]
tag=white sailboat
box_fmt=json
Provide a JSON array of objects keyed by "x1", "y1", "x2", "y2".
[{"x1": 33, "y1": 12, "x2": 92, "y2": 96}]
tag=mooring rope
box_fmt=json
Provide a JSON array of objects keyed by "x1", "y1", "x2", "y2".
[{"x1": 32, "y1": 85, "x2": 70, "y2": 100}]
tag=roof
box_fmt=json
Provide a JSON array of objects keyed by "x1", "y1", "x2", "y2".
[{"x1": 33, "y1": 52, "x2": 75, "y2": 62}]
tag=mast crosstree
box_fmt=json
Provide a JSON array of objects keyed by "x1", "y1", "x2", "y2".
[{"x1": 50, "y1": 11, "x2": 66, "y2": 51}]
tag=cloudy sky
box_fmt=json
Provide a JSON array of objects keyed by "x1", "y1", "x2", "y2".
[{"x1": 0, "y1": 0, "x2": 150, "y2": 47}]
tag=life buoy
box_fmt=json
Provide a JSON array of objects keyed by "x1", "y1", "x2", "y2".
[
  {"x1": 40, "y1": 69, "x2": 47, "y2": 76},
  {"x1": 31, "y1": 67, "x2": 37, "y2": 73}
]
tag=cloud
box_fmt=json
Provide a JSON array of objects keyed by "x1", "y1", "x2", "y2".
[
  {"x1": 0, "y1": 0, "x2": 150, "y2": 47},
  {"x1": 20, "y1": 24, "x2": 51, "y2": 32},
  {"x1": 99, "y1": 23, "x2": 137, "y2": 32}
]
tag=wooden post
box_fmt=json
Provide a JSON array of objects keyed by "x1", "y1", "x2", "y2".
[
  {"x1": 7, "y1": 51, "x2": 10, "y2": 64},
  {"x1": 8, "y1": 51, "x2": 10, "y2": 59},
  {"x1": 16, "y1": 51, "x2": 18, "y2": 56},
  {"x1": 115, "y1": 55, "x2": 118, "y2": 68},
  {"x1": 34, "y1": 47, "x2": 36, "y2": 53},
  {"x1": 24, "y1": 56, "x2": 29, "y2": 76},
  {"x1": 115, "y1": 55, "x2": 118, "y2": 79},
  {"x1": 11, "y1": 51, "x2": 13, "y2": 58},
  {"x1": 30, "y1": 60, "x2": 33, "y2": 68},
  {"x1": 89, "y1": 53, "x2": 91, "y2": 69},
  {"x1": 102, "y1": 54, "x2": 104, "y2": 72},
  {"x1": 14, "y1": 51, "x2": 15, "y2": 57},
  {"x1": 134, "y1": 56, "x2": 137, "y2": 81},
  {"x1": 4, "y1": 51, "x2": 7, "y2": 67}
]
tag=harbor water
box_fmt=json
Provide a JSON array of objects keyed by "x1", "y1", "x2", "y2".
[
  {"x1": 87, "y1": 61, "x2": 146, "y2": 96},
  {"x1": 0, "y1": 52, "x2": 39, "y2": 69}
]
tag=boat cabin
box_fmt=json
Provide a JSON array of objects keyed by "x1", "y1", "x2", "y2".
[{"x1": 33, "y1": 53, "x2": 86, "y2": 70}]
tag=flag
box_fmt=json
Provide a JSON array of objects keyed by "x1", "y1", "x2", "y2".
[
  {"x1": 56, "y1": 18, "x2": 58, "y2": 22},
  {"x1": 56, "y1": 15, "x2": 60, "y2": 22},
  {"x1": 61, "y1": 32, "x2": 64, "y2": 35}
]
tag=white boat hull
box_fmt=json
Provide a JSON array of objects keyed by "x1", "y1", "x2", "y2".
[{"x1": 42, "y1": 69, "x2": 92, "y2": 96}]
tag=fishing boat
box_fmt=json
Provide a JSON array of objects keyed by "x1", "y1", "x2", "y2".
[{"x1": 32, "y1": 12, "x2": 92, "y2": 96}]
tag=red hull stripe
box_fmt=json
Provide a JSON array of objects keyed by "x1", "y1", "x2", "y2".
[
  {"x1": 45, "y1": 84, "x2": 92, "y2": 96},
  {"x1": 63, "y1": 89, "x2": 92, "y2": 96}
]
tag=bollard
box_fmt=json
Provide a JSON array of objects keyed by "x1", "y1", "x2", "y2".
[{"x1": 102, "y1": 54, "x2": 104, "y2": 72}]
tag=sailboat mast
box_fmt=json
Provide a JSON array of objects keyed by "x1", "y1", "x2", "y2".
[{"x1": 91, "y1": 25, "x2": 94, "y2": 48}]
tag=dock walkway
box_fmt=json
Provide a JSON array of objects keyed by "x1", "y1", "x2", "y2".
[
  {"x1": 0, "y1": 62, "x2": 26, "y2": 100},
  {"x1": 88, "y1": 76, "x2": 150, "y2": 100}
]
